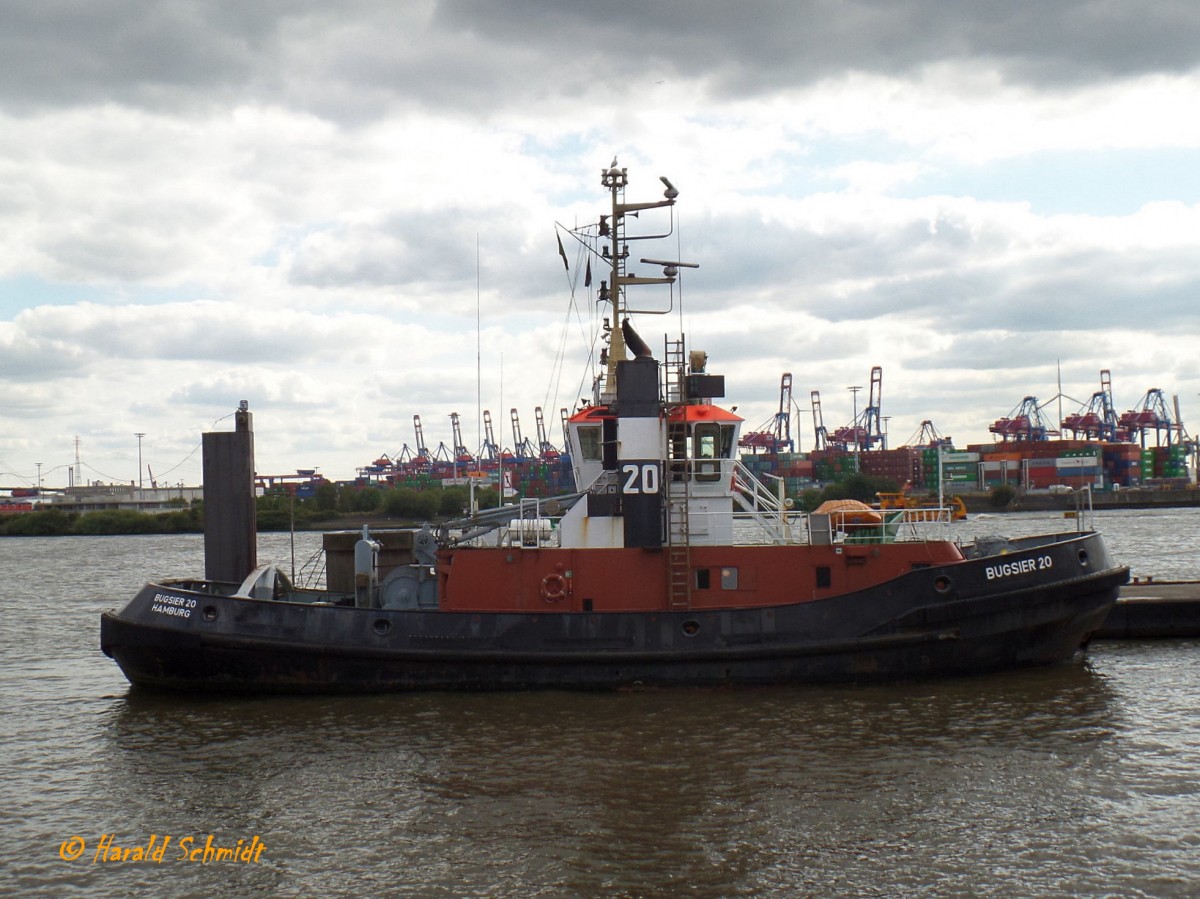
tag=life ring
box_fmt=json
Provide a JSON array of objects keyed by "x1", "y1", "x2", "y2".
[{"x1": 541, "y1": 573, "x2": 567, "y2": 602}]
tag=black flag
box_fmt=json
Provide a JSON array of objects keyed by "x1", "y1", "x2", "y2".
[
  {"x1": 556, "y1": 233, "x2": 569, "y2": 271},
  {"x1": 584, "y1": 257, "x2": 592, "y2": 287}
]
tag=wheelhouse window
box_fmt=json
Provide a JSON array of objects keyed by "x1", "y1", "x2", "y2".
[
  {"x1": 693, "y1": 422, "x2": 735, "y2": 482},
  {"x1": 577, "y1": 425, "x2": 602, "y2": 461}
]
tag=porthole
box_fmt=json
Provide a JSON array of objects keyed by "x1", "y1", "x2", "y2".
[
  {"x1": 372, "y1": 619, "x2": 391, "y2": 636},
  {"x1": 1077, "y1": 549, "x2": 1089, "y2": 567},
  {"x1": 933, "y1": 575, "x2": 953, "y2": 594},
  {"x1": 682, "y1": 619, "x2": 700, "y2": 637}
]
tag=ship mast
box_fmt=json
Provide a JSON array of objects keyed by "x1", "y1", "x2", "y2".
[{"x1": 598, "y1": 160, "x2": 688, "y2": 403}]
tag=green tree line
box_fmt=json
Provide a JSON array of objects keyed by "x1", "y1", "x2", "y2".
[
  {"x1": 6, "y1": 475, "x2": 1007, "y2": 537},
  {"x1": 0, "y1": 483, "x2": 501, "y2": 537}
]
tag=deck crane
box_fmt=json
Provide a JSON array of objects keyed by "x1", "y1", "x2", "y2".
[
  {"x1": 1120, "y1": 388, "x2": 1184, "y2": 447},
  {"x1": 560, "y1": 408, "x2": 571, "y2": 455},
  {"x1": 811, "y1": 390, "x2": 829, "y2": 452},
  {"x1": 738, "y1": 373, "x2": 794, "y2": 453},
  {"x1": 989, "y1": 397, "x2": 1058, "y2": 442},
  {"x1": 534, "y1": 407, "x2": 560, "y2": 459},
  {"x1": 449, "y1": 412, "x2": 474, "y2": 463},
  {"x1": 1062, "y1": 370, "x2": 1126, "y2": 442}
]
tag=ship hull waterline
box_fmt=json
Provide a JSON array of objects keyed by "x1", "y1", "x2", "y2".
[{"x1": 101, "y1": 533, "x2": 1128, "y2": 694}]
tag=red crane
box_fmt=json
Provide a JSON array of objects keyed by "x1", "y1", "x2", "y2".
[
  {"x1": 1120, "y1": 388, "x2": 1183, "y2": 447},
  {"x1": 990, "y1": 397, "x2": 1057, "y2": 442},
  {"x1": 1061, "y1": 370, "x2": 1127, "y2": 442},
  {"x1": 738, "y1": 373, "x2": 794, "y2": 453}
]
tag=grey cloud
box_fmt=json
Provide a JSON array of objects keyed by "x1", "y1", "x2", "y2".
[
  {"x1": 436, "y1": 1, "x2": 1200, "y2": 93},
  {"x1": 0, "y1": 0, "x2": 294, "y2": 112},
  {"x1": 15, "y1": 302, "x2": 382, "y2": 367},
  {"x1": 669, "y1": 206, "x2": 1200, "y2": 337},
  {"x1": 5, "y1": 1, "x2": 1198, "y2": 120}
]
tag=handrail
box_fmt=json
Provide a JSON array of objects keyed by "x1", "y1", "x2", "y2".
[
  {"x1": 731, "y1": 460, "x2": 794, "y2": 543},
  {"x1": 1072, "y1": 485, "x2": 1095, "y2": 532}
]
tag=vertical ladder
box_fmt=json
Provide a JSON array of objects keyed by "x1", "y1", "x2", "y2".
[
  {"x1": 663, "y1": 335, "x2": 691, "y2": 608},
  {"x1": 664, "y1": 337, "x2": 686, "y2": 405},
  {"x1": 666, "y1": 490, "x2": 692, "y2": 609}
]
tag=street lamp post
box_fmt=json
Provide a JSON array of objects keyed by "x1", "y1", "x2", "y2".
[
  {"x1": 847, "y1": 385, "x2": 862, "y2": 472},
  {"x1": 135, "y1": 433, "x2": 145, "y2": 492}
]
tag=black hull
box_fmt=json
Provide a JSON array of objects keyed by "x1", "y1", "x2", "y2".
[{"x1": 100, "y1": 532, "x2": 1127, "y2": 693}]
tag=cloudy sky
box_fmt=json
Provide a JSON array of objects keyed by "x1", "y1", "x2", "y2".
[{"x1": 2, "y1": 0, "x2": 1198, "y2": 490}]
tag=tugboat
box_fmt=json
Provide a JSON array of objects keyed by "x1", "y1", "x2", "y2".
[{"x1": 101, "y1": 160, "x2": 1128, "y2": 693}]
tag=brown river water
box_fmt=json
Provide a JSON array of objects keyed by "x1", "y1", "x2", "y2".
[{"x1": 2, "y1": 507, "x2": 1199, "y2": 897}]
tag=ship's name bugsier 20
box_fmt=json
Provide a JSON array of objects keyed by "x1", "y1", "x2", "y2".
[
  {"x1": 985, "y1": 556, "x2": 1053, "y2": 580},
  {"x1": 151, "y1": 593, "x2": 196, "y2": 618}
]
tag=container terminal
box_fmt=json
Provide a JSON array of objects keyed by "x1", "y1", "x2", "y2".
[{"x1": 320, "y1": 367, "x2": 1197, "y2": 507}]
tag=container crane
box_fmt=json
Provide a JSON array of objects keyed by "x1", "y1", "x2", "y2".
[
  {"x1": 480, "y1": 410, "x2": 500, "y2": 461},
  {"x1": 534, "y1": 407, "x2": 560, "y2": 459},
  {"x1": 1120, "y1": 388, "x2": 1184, "y2": 447},
  {"x1": 1061, "y1": 370, "x2": 1126, "y2": 442},
  {"x1": 830, "y1": 367, "x2": 885, "y2": 451},
  {"x1": 811, "y1": 390, "x2": 828, "y2": 452},
  {"x1": 863, "y1": 365, "x2": 884, "y2": 450},
  {"x1": 904, "y1": 420, "x2": 953, "y2": 448},
  {"x1": 738, "y1": 373, "x2": 794, "y2": 453},
  {"x1": 510, "y1": 409, "x2": 535, "y2": 461},
  {"x1": 412, "y1": 415, "x2": 431, "y2": 465},
  {"x1": 449, "y1": 412, "x2": 474, "y2": 463},
  {"x1": 989, "y1": 397, "x2": 1057, "y2": 442}
]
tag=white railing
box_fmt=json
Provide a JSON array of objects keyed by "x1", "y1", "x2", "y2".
[{"x1": 731, "y1": 461, "x2": 796, "y2": 544}]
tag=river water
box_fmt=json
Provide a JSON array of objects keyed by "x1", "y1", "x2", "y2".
[{"x1": 2, "y1": 508, "x2": 1199, "y2": 897}]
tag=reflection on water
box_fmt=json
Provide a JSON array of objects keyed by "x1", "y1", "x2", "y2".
[
  {"x1": 86, "y1": 667, "x2": 1126, "y2": 898},
  {"x1": 3, "y1": 516, "x2": 1200, "y2": 896}
]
